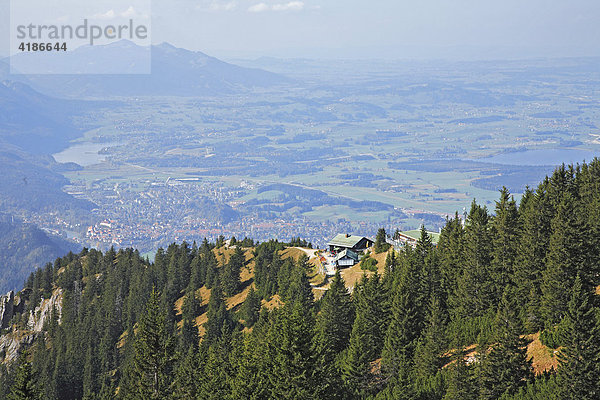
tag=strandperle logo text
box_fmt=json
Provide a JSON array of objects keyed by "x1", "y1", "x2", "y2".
[{"x1": 16, "y1": 19, "x2": 148, "y2": 46}]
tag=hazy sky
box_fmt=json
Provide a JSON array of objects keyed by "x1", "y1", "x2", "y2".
[{"x1": 2, "y1": 0, "x2": 600, "y2": 59}]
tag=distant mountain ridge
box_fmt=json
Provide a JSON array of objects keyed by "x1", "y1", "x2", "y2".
[
  {"x1": 0, "y1": 81, "x2": 84, "y2": 154},
  {"x1": 4, "y1": 41, "x2": 293, "y2": 98}
]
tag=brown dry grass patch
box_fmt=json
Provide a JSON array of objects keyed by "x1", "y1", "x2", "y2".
[
  {"x1": 226, "y1": 283, "x2": 254, "y2": 310},
  {"x1": 280, "y1": 247, "x2": 306, "y2": 261},
  {"x1": 339, "y1": 248, "x2": 391, "y2": 289},
  {"x1": 527, "y1": 332, "x2": 559, "y2": 374},
  {"x1": 262, "y1": 294, "x2": 283, "y2": 310},
  {"x1": 195, "y1": 313, "x2": 208, "y2": 338}
]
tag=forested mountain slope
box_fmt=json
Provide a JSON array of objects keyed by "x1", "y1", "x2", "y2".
[
  {"x1": 2, "y1": 160, "x2": 600, "y2": 399},
  {"x1": 0, "y1": 217, "x2": 79, "y2": 293}
]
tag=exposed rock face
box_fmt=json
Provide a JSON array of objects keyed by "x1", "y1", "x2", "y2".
[
  {"x1": 0, "y1": 291, "x2": 14, "y2": 329},
  {"x1": 0, "y1": 331, "x2": 35, "y2": 363},
  {"x1": 27, "y1": 289, "x2": 63, "y2": 333},
  {"x1": 0, "y1": 288, "x2": 62, "y2": 363},
  {"x1": 13, "y1": 291, "x2": 26, "y2": 315}
]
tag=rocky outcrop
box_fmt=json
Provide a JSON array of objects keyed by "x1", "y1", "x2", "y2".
[
  {"x1": 0, "y1": 290, "x2": 28, "y2": 330},
  {"x1": 27, "y1": 289, "x2": 62, "y2": 333},
  {"x1": 0, "y1": 288, "x2": 62, "y2": 363},
  {"x1": 0, "y1": 331, "x2": 35, "y2": 363},
  {"x1": 0, "y1": 291, "x2": 14, "y2": 329}
]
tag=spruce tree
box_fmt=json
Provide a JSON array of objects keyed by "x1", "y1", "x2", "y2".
[
  {"x1": 269, "y1": 299, "x2": 316, "y2": 400},
  {"x1": 414, "y1": 295, "x2": 447, "y2": 381},
  {"x1": 223, "y1": 246, "x2": 245, "y2": 296},
  {"x1": 541, "y1": 192, "x2": 586, "y2": 324},
  {"x1": 342, "y1": 273, "x2": 388, "y2": 395},
  {"x1": 443, "y1": 350, "x2": 477, "y2": 400},
  {"x1": 203, "y1": 279, "x2": 235, "y2": 347},
  {"x1": 314, "y1": 271, "x2": 355, "y2": 399},
  {"x1": 231, "y1": 310, "x2": 273, "y2": 400},
  {"x1": 9, "y1": 353, "x2": 38, "y2": 400},
  {"x1": 381, "y1": 273, "x2": 419, "y2": 379},
  {"x1": 513, "y1": 185, "x2": 551, "y2": 332},
  {"x1": 452, "y1": 200, "x2": 493, "y2": 319},
  {"x1": 437, "y1": 213, "x2": 465, "y2": 307},
  {"x1": 130, "y1": 288, "x2": 175, "y2": 399},
  {"x1": 479, "y1": 287, "x2": 533, "y2": 399},
  {"x1": 490, "y1": 187, "x2": 520, "y2": 299},
  {"x1": 82, "y1": 339, "x2": 99, "y2": 400},
  {"x1": 287, "y1": 260, "x2": 314, "y2": 311},
  {"x1": 197, "y1": 340, "x2": 234, "y2": 400},
  {"x1": 374, "y1": 228, "x2": 390, "y2": 253},
  {"x1": 557, "y1": 274, "x2": 600, "y2": 400},
  {"x1": 180, "y1": 289, "x2": 200, "y2": 351},
  {"x1": 172, "y1": 348, "x2": 200, "y2": 399},
  {"x1": 240, "y1": 286, "x2": 261, "y2": 328}
]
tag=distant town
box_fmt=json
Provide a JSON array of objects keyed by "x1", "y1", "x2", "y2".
[{"x1": 24, "y1": 175, "x2": 442, "y2": 253}]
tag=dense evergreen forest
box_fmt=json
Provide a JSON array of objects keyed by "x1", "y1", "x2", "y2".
[{"x1": 2, "y1": 160, "x2": 600, "y2": 399}]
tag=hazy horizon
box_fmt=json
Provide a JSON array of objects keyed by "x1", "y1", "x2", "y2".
[{"x1": 2, "y1": 0, "x2": 599, "y2": 61}]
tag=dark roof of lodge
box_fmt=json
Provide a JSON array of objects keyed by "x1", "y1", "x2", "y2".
[{"x1": 328, "y1": 234, "x2": 373, "y2": 248}]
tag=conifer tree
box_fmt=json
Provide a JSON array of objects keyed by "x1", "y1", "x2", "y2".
[
  {"x1": 414, "y1": 295, "x2": 447, "y2": 381},
  {"x1": 376, "y1": 357, "x2": 416, "y2": 400},
  {"x1": 269, "y1": 299, "x2": 316, "y2": 400},
  {"x1": 437, "y1": 213, "x2": 465, "y2": 304},
  {"x1": 82, "y1": 338, "x2": 99, "y2": 400},
  {"x1": 277, "y1": 258, "x2": 295, "y2": 299},
  {"x1": 382, "y1": 273, "x2": 419, "y2": 379},
  {"x1": 240, "y1": 287, "x2": 261, "y2": 328},
  {"x1": 223, "y1": 246, "x2": 245, "y2": 296},
  {"x1": 314, "y1": 271, "x2": 355, "y2": 399},
  {"x1": 479, "y1": 287, "x2": 533, "y2": 399},
  {"x1": 557, "y1": 274, "x2": 600, "y2": 400},
  {"x1": 443, "y1": 350, "x2": 477, "y2": 400},
  {"x1": 287, "y1": 259, "x2": 314, "y2": 311},
  {"x1": 513, "y1": 185, "x2": 551, "y2": 331},
  {"x1": 180, "y1": 289, "x2": 200, "y2": 351},
  {"x1": 415, "y1": 226, "x2": 444, "y2": 324},
  {"x1": 384, "y1": 250, "x2": 397, "y2": 277},
  {"x1": 451, "y1": 201, "x2": 493, "y2": 321},
  {"x1": 197, "y1": 340, "x2": 234, "y2": 400},
  {"x1": 130, "y1": 288, "x2": 175, "y2": 399},
  {"x1": 203, "y1": 244, "x2": 219, "y2": 289},
  {"x1": 541, "y1": 192, "x2": 586, "y2": 324},
  {"x1": 315, "y1": 271, "x2": 354, "y2": 355},
  {"x1": 203, "y1": 279, "x2": 235, "y2": 347},
  {"x1": 187, "y1": 253, "x2": 203, "y2": 293},
  {"x1": 342, "y1": 273, "x2": 388, "y2": 395},
  {"x1": 9, "y1": 353, "x2": 38, "y2": 400},
  {"x1": 491, "y1": 187, "x2": 520, "y2": 297},
  {"x1": 231, "y1": 309, "x2": 273, "y2": 400},
  {"x1": 374, "y1": 228, "x2": 390, "y2": 253},
  {"x1": 577, "y1": 160, "x2": 600, "y2": 277},
  {"x1": 172, "y1": 348, "x2": 200, "y2": 399}
]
